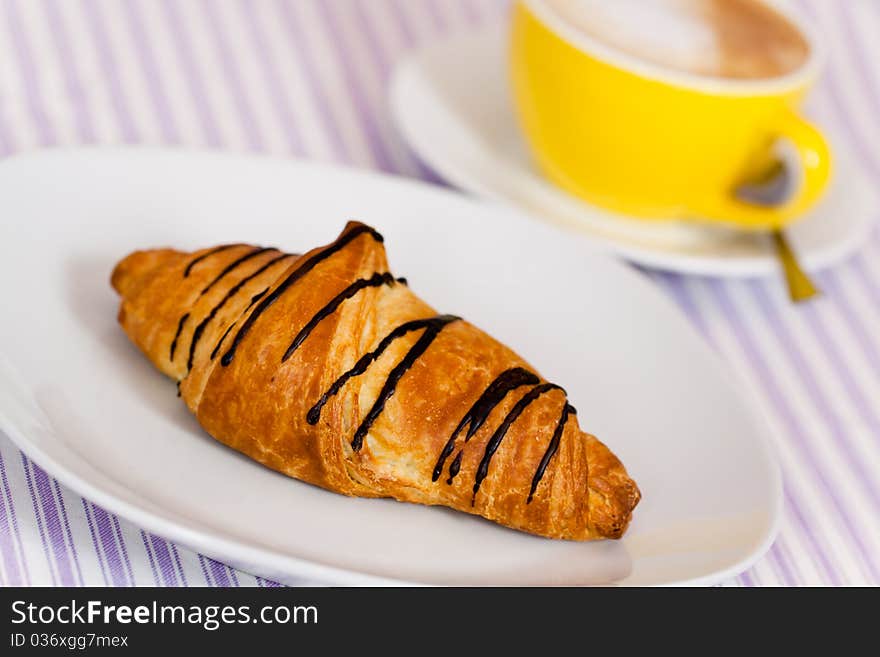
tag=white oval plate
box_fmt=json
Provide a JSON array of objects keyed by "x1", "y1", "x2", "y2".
[
  {"x1": 390, "y1": 28, "x2": 877, "y2": 278},
  {"x1": 0, "y1": 148, "x2": 780, "y2": 586}
]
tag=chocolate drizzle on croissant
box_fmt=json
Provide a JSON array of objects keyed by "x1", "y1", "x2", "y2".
[
  {"x1": 282, "y1": 272, "x2": 398, "y2": 362},
  {"x1": 199, "y1": 246, "x2": 276, "y2": 296},
  {"x1": 169, "y1": 312, "x2": 189, "y2": 360},
  {"x1": 432, "y1": 370, "x2": 579, "y2": 505},
  {"x1": 172, "y1": 248, "x2": 289, "y2": 367},
  {"x1": 219, "y1": 225, "x2": 383, "y2": 366},
  {"x1": 306, "y1": 315, "x2": 460, "y2": 426},
  {"x1": 529, "y1": 403, "x2": 577, "y2": 504},
  {"x1": 183, "y1": 243, "x2": 243, "y2": 277},
  {"x1": 349, "y1": 314, "x2": 460, "y2": 452},
  {"x1": 473, "y1": 382, "x2": 563, "y2": 502},
  {"x1": 433, "y1": 367, "x2": 539, "y2": 482},
  {"x1": 188, "y1": 252, "x2": 293, "y2": 371},
  {"x1": 111, "y1": 222, "x2": 640, "y2": 540}
]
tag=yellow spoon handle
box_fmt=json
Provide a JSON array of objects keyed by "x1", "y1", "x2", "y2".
[{"x1": 773, "y1": 230, "x2": 821, "y2": 303}]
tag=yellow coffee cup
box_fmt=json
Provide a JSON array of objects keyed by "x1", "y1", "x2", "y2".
[{"x1": 509, "y1": 0, "x2": 831, "y2": 230}]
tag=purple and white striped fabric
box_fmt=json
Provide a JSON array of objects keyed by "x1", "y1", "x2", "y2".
[{"x1": 0, "y1": 0, "x2": 878, "y2": 587}]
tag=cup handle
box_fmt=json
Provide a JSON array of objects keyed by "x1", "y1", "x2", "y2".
[{"x1": 695, "y1": 111, "x2": 832, "y2": 230}]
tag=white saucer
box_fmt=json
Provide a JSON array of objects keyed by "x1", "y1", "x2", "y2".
[
  {"x1": 391, "y1": 28, "x2": 877, "y2": 277},
  {"x1": 0, "y1": 148, "x2": 780, "y2": 586}
]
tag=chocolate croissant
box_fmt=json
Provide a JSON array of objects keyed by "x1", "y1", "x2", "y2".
[{"x1": 111, "y1": 222, "x2": 639, "y2": 540}]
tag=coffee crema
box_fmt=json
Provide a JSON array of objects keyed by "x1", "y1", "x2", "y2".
[{"x1": 541, "y1": 0, "x2": 810, "y2": 80}]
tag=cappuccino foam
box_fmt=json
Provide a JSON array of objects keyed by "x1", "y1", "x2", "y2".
[{"x1": 542, "y1": 0, "x2": 809, "y2": 80}]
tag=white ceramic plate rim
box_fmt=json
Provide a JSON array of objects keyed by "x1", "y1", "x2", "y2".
[{"x1": 0, "y1": 147, "x2": 783, "y2": 586}]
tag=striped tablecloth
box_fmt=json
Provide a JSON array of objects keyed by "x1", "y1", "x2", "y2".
[{"x1": 0, "y1": 0, "x2": 878, "y2": 588}]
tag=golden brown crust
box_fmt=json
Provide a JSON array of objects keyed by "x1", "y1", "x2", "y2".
[{"x1": 111, "y1": 222, "x2": 640, "y2": 540}]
